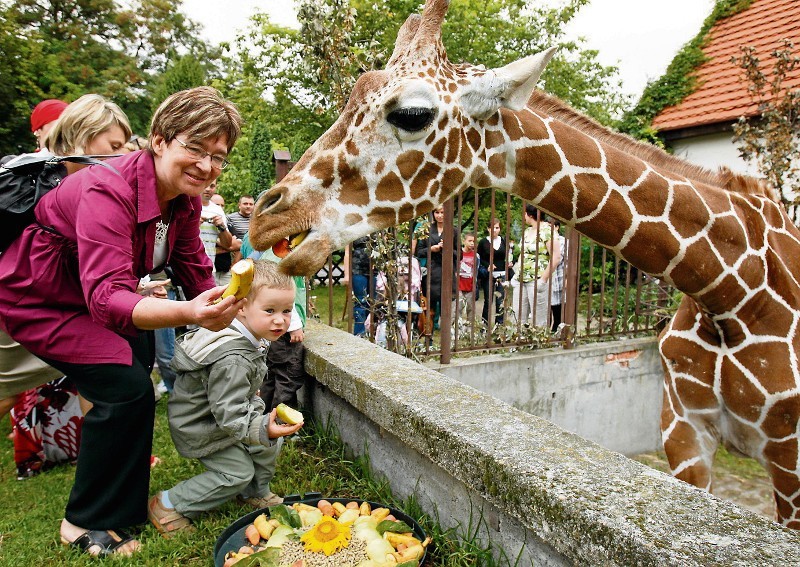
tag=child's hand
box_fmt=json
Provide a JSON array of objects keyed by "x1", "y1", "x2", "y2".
[{"x1": 266, "y1": 407, "x2": 303, "y2": 439}]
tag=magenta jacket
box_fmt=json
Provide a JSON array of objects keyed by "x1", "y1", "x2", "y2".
[{"x1": 0, "y1": 150, "x2": 215, "y2": 365}]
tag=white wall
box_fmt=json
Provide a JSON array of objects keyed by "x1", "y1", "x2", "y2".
[{"x1": 670, "y1": 131, "x2": 760, "y2": 176}]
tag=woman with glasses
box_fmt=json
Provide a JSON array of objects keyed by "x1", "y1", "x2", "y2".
[{"x1": 0, "y1": 87, "x2": 243, "y2": 557}]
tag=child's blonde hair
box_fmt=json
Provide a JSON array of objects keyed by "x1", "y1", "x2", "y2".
[{"x1": 249, "y1": 260, "x2": 295, "y2": 298}]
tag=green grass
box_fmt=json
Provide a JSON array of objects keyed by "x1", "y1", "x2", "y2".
[
  {"x1": 307, "y1": 283, "x2": 349, "y2": 331},
  {"x1": 0, "y1": 394, "x2": 503, "y2": 566}
]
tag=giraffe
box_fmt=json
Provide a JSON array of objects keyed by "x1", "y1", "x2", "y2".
[{"x1": 249, "y1": 0, "x2": 800, "y2": 528}]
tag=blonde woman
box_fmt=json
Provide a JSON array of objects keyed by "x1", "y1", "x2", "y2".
[
  {"x1": 3, "y1": 94, "x2": 133, "y2": 479},
  {"x1": 0, "y1": 87, "x2": 243, "y2": 556},
  {"x1": 510, "y1": 204, "x2": 562, "y2": 328},
  {"x1": 44, "y1": 93, "x2": 130, "y2": 164}
]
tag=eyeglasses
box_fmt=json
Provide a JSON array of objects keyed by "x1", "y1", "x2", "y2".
[{"x1": 173, "y1": 137, "x2": 229, "y2": 170}]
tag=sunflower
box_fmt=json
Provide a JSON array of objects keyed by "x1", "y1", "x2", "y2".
[{"x1": 300, "y1": 515, "x2": 352, "y2": 556}]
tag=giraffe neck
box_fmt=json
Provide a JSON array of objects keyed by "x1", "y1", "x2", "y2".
[{"x1": 480, "y1": 102, "x2": 782, "y2": 316}]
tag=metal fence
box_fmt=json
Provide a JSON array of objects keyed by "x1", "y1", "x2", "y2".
[{"x1": 276, "y1": 156, "x2": 681, "y2": 363}]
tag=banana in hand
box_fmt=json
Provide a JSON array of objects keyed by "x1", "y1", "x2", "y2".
[{"x1": 215, "y1": 259, "x2": 255, "y2": 303}]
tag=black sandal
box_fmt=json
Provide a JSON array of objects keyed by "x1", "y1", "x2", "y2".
[{"x1": 61, "y1": 528, "x2": 136, "y2": 556}]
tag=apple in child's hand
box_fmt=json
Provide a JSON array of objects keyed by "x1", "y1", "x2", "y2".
[
  {"x1": 272, "y1": 238, "x2": 291, "y2": 258},
  {"x1": 276, "y1": 403, "x2": 303, "y2": 425}
]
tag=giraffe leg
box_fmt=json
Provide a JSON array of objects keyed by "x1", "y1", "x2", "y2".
[
  {"x1": 762, "y1": 398, "x2": 800, "y2": 528},
  {"x1": 659, "y1": 298, "x2": 721, "y2": 491}
]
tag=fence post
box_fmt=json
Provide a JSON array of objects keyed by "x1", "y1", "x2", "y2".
[
  {"x1": 561, "y1": 227, "x2": 580, "y2": 348},
  {"x1": 440, "y1": 200, "x2": 455, "y2": 364}
]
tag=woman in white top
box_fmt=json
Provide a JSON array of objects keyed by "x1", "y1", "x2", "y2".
[{"x1": 510, "y1": 204, "x2": 561, "y2": 328}]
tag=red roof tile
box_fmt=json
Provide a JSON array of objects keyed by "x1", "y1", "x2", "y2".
[{"x1": 652, "y1": 0, "x2": 800, "y2": 132}]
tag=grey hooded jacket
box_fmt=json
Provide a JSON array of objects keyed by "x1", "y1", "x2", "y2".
[{"x1": 167, "y1": 325, "x2": 275, "y2": 459}]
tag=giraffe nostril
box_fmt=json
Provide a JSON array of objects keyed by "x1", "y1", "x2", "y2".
[{"x1": 257, "y1": 189, "x2": 284, "y2": 215}]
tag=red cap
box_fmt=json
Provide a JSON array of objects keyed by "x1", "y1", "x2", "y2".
[{"x1": 30, "y1": 99, "x2": 68, "y2": 132}]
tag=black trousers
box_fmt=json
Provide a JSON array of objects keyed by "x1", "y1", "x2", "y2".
[
  {"x1": 479, "y1": 275, "x2": 505, "y2": 324},
  {"x1": 41, "y1": 332, "x2": 156, "y2": 530},
  {"x1": 261, "y1": 333, "x2": 305, "y2": 411}
]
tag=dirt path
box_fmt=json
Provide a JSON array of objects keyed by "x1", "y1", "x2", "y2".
[{"x1": 633, "y1": 448, "x2": 775, "y2": 520}]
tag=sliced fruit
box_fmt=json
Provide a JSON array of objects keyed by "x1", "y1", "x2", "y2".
[
  {"x1": 216, "y1": 259, "x2": 255, "y2": 303},
  {"x1": 272, "y1": 238, "x2": 291, "y2": 258},
  {"x1": 289, "y1": 231, "x2": 308, "y2": 248},
  {"x1": 275, "y1": 403, "x2": 304, "y2": 425}
]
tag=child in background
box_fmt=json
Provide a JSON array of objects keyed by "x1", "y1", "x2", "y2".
[
  {"x1": 148, "y1": 261, "x2": 303, "y2": 537},
  {"x1": 458, "y1": 232, "x2": 479, "y2": 323}
]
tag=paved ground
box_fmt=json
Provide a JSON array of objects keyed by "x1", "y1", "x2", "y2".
[{"x1": 633, "y1": 449, "x2": 775, "y2": 520}]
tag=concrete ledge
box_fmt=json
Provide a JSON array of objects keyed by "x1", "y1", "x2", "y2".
[{"x1": 302, "y1": 321, "x2": 800, "y2": 565}]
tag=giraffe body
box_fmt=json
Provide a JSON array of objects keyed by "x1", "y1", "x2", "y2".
[{"x1": 250, "y1": 0, "x2": 800, "y2": 528}]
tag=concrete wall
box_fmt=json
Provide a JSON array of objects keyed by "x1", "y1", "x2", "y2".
[
  {"x1": 300, "y1": 321, "x2": 800, "y2": 566},
  {"x1": 429, "y1": 338, "x2": 664, "y2": 455}
]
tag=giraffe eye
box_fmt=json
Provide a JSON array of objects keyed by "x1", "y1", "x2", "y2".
[{"x1": 387, "y1": 106, "x2": 436, "y2": 132}]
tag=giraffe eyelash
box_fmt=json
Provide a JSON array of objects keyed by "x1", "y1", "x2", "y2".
[{"x1": 387, "y1": 106, "x2": 436, "y2": 132}]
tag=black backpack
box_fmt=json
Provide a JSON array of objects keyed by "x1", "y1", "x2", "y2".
[{"x1": 0, "y1": 153, "x2": 118, "y2": 251}]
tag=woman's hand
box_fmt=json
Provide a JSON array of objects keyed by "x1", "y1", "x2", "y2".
[{"x1": 188, "y1": 286, "x2": 243, "y2": 331}]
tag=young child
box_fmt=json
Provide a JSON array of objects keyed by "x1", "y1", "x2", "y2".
[
  {"x1": 458, "y1": 232, "x2": 479, "y2": 322},
  {"x1": 148, "y1": 261, "x2": 303, "y2": 537}
]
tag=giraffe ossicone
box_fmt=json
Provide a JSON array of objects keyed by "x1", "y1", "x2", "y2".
[{"x1": 250, "y1": 0, "x2": 800, "y2": 529}]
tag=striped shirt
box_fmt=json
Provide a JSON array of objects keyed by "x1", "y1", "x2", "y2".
[
  {"x1": 227, "y1": 212, "x2": 251, "y2": 239},
  {"x1": 551, "y1": 234, "x2": 566, "y2": 305}
]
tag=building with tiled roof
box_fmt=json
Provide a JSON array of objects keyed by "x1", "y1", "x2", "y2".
[{"x1": 652, "y1": 0, "x2": 800, "y2": 177}]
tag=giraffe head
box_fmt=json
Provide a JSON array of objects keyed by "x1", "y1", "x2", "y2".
[{"x1": 249, "y1": 0, "x2": 555, "y2": 275}]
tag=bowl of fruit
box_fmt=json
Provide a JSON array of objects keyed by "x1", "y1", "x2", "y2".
[{"x1": 214, "y1": 493, "x2": 429, "y2": 567}]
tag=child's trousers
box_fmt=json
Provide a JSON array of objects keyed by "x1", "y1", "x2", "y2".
[{"x1": 169, "y1": 439, "x2": 283, "y2": 518}]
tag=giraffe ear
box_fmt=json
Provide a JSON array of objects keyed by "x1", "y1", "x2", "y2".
[
  {"x1": 496, "y1": 47, "x2": 557, "y2": 110},
  {"x1": 460, "y1": 47, "x2": 557, "y2": 120}
]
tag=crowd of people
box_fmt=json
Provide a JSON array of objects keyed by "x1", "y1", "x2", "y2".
[{"x1": 342, "y1": 204, "x2": 568, "y2": 345}]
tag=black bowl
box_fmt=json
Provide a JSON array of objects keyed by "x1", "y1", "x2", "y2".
[{"x1": 213, "y1": 492, "x2": 428, "y2": 566}]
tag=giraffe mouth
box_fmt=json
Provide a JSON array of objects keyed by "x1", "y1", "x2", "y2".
[{"x1": 271, "y1": 231, "x2": 310, "y2": 258}]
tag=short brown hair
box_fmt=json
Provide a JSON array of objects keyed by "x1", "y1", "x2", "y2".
[
  {"x1": 149, "y1": 86, "x2": 242, "y2": 152},
  {"x1": 248, "y1": 260, "x2": 296, "y2": 299}
]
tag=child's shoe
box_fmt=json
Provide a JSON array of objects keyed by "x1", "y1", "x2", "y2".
[
  {"x1": 147, "y1": 493, "x2": 195, "y2": 538},
  {"x1": 237, "y1": 492, "x2": 284, "y2": 509}
]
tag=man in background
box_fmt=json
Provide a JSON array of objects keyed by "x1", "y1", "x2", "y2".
[
  {"x1": 210, "y1": 193, "x2": 240, "y2": 286},
  {"x1": 199, "y1": 181, "x2": 234, "y2": 285},
  {"x1": 226, "y1": 194, "x2": 254, "y2": 263}
]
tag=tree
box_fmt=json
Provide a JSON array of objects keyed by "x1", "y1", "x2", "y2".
[
  {"x1": 250, "y1": 121, "x2": 274, "y2": 195},
  {"x1": 732, "y1": 39, "x2": 800, "y2": 223},
  {"x1": 150, "y1": 54, "x2": 208, "y2": 112},
  {"x1": 0, "y1": 0, "x2": 220, "y2": 154}
]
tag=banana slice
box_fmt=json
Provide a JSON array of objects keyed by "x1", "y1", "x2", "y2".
[{"x1": 216, "y1": 259, "x2": 255, "y2": 302}]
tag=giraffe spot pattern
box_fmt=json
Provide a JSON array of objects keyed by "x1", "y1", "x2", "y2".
[
  {"x1": 512, "y1": 145, "x2": 562, "y2": 196},
  {"x1": 310, "y1": 157, "x2": 335, "y2": 189},
  {"x1": 551, "y1": 121, "x2": 602, "y2": 168},
  {"x1": 396, "y1": 150, "x2": 425, "y2": 180},
  {"x1": 376, "y1": 171, "x2": 405, "y2": 203},
  {"x1": 671, "y1": 239, "x2": 725, "y2": 295},
  {"x1": 607, "y1": 150, "x2": 647, "y2": 187},
  {"x1": 733, "y1": 342, "x2": 795, "y2": 394},
  {"x1": 621, "y1": 221, "x2": 680, "y2": 276},
  {"x1": 629, "y1": 173, "x2": 669, "y2": 217}
]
